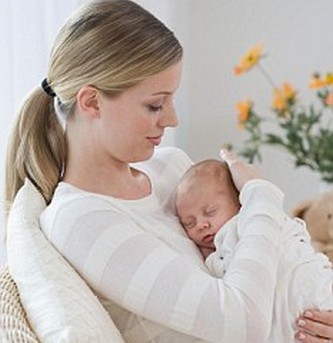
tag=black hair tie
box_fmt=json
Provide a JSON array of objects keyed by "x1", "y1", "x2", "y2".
[{"x1": 41, "y1": 78, "x2": 56, "y2": 98}]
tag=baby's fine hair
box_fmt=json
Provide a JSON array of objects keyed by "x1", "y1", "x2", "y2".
[
  {"x1": 5, "y1": 0, "x2": 183, "y2": 214},
  {"x1": 178, "y1": 159, "x2": 238, "y2": 196}
]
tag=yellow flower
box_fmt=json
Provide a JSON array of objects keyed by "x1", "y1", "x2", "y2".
[
  {"x1": 325, "y1": 73, "x2": 333, "y2": 86},
  {"x1": 236, "y1": 99, "x2": 253, "y2": 129},
  {"x1": 272, "y1": 83, "x2": 296, "y2": 113},
  {"x1": 234, "y1": 43, "x2": 264, "y2": 75},
  {"x1": 233, "y1": 44, "x2": 333, "y2": 181},
  {"x1": 325, "y1": 92, "x2": 333, "y2": 106}
]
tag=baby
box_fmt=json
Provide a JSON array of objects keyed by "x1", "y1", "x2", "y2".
[
  {"x1": 175, "y1": 159, "x2": 240, "y2": 260},
  {"x1": 175, "y1": 159, "x2": 333, "y2": 342}
]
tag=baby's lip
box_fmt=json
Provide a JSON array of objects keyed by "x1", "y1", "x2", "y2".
[{"x1": 203, "y1": 234, "x2": 215, "y2": 243}]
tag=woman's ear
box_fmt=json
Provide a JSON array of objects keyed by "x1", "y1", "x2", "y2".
[{"x1": 76, "y1": 86, "x2": 100, "y2": 119}]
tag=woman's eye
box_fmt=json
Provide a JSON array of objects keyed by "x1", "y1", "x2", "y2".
[{"x1": 148, "y1": 104, "x2": 163, "y2": 112}]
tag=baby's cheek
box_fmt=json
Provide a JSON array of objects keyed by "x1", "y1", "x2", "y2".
[
  {"x1": 187, "y1": 230, "x2": 196, "y2": 240},
  {"x1": 188, "y1": 231, "x2": 201, "y2": 243}
]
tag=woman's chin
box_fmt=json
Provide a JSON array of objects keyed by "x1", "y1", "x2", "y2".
[{"x1": 131, "y1": 148, "x2": 156, "y2": 163}]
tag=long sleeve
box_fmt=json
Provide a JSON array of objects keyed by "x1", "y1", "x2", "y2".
[
  {"x1": 41, "y1": 149, "x2": 285, "y2": 343},
  {"x1": 221, "y1": 179, "x2": 285, "y2": 342}
]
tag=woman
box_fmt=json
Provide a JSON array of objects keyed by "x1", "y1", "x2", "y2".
[{"x1": 5, "y1": 0, "x2": 333, "y2": 341}]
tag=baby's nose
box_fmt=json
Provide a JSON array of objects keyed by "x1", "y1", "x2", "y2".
[{"x1": 199, "y1": 221, "x2": 210, "y2": 230}]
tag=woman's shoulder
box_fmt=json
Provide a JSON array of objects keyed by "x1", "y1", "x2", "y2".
[
  {"x1": 43, "y1": 182, "x2": 130, "y2": 219},
  {"x1": 41, "y1": 183, "x2": 115, "y2": 229},
  {"x1": 41, "y1": 182, "x2": 142, "y2": 250}
]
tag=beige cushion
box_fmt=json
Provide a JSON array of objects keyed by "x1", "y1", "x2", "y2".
[
  {"x1": 7, "y1": 179, "x2": 125, "y2": 343},
  {"x1": 0, "y1": 266, "x2": 39, "y2": 343}
]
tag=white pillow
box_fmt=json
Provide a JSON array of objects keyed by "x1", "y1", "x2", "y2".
[{"x1": 7, "y1": 179, "x2": 125, "y2": 343}]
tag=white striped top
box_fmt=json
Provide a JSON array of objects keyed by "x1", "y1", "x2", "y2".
[{"x1": 41, "y1": 147, "x2": 286, "y2": 343}]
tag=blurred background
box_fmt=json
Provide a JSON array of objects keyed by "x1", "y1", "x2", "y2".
[{"x1": 1, "y1": 0, "x2": 333, "y2": 265}]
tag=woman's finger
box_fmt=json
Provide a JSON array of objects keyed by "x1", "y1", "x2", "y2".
[
  {"x1": 219, "y1": 148, "x2": 262, "y2": 190},
  {"x1": 296, "y1": 313, "x2": 333, "y2": 342},
  {"x1": 304, "y1": 310, "x2": 333, "y2": 326},
  {"x1": 295, "y1": 328, "x2": 333, "y2": 343},
  {"x1": 219, "y1": 149, "x2": 239, "y2": 166}
]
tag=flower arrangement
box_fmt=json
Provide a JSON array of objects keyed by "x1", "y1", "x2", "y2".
[{"x1": 234, "y1": 43, "x2": 333, "y2": 183}]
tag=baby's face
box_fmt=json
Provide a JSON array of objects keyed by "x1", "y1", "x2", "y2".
[{"x1": 176, "y1": 183, "x2": 240, "y2": 249}]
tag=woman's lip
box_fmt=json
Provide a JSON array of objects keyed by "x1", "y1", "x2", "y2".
[{"x1": 147, "y1": 136, "x2": 162, "y2": 146}]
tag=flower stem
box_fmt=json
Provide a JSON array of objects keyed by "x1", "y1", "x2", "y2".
[{"x1": 257, "y1": 63, "x2": 278, "y2": 89}]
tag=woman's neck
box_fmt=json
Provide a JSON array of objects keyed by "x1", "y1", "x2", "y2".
[
  {"x1": 63, "y1": 150, "x2": 152, "y2": 200},
  {"x1": 63, "y1": 121, "x2": 152, "y2": 199},
  {"x1": 64, "y1": 161, "x2": 151, "y2": 200}
]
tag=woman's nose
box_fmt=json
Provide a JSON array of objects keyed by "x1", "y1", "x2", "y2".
[{"x1": 159, "y1": 105, "x2": 178, "y2": 128}]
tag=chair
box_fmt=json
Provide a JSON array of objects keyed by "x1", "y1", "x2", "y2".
[
  {"x1": 5, "y1": 179, "x2": 126, "y2": 343},
  {"x1": 0, "y1": 267, "x2": 39, "y2": 343}
]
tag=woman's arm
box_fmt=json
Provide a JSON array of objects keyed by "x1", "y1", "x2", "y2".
[
  {"x1": 47, "y1": 184, "x2": 284, "y2": 342},
  {"x1": 296, "y1": 310, "x2": 333, "y2": 342},
  {"x1": 222, "y1": 150, "x2": 333, "y2": 342},
  {"x1": 45, "y1": 155, "x2": 285, "y2": 342}
]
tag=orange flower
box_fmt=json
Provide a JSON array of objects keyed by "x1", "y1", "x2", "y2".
[
  {"x1": 273, "y1": 89, "x2": 286, "y2": 112},
  {"x1": 236, "y1": 99, "x2": 253, "y2": 129},
  {"x1": 282, "y1": 82, "x2": 296, "y2": 100},
  {"x1": 272, "y1": 83, "x2": 296, "y2": 113},
  {"x1": 234, "y1": 43, "x2": 264, "y2": 75},
  {"x1": 325, "y1": 92, "x2": 333, "y2": 106},
  {"x1": 309, "y1": 74, "x2": 326, "y2": 89}
]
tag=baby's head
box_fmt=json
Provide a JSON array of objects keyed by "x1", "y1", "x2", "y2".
[{"x1": 175, "y1": 159, "x2": 240, "y2": 249}]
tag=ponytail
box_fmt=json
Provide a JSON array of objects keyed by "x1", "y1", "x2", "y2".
[
  {"x1": 5, "y1": 87, "x2": 66, "y2": 216},
  {"x1": 5, "y1": 0, "x2": 183, "y2": 216}
]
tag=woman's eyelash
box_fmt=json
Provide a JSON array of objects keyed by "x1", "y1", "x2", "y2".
[{"x1": 148, "y1": 104, "x2": 163, "y2": 112}]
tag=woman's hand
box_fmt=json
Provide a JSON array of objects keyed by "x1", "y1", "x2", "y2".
[
  {"x1": 219, "y1": 149, "x2": 262, "y2": 191},
  {"x1": 296, "y1": 310, "x2": 333, "y2": 342}
]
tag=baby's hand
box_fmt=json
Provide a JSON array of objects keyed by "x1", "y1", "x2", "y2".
[{"x1": 220, "y1": 149, "x2": 262, "y2": 191}]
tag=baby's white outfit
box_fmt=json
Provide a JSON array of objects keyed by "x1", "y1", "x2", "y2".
[{"x1": 206, "y1": 214, "x2": 333, "y2": 342}]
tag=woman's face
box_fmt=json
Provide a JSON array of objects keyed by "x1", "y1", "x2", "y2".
[{"x1": 95, "y1": 61, "x2": 182, "y2": 164}]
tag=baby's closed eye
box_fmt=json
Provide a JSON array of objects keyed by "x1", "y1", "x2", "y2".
[
  {"x1": 181, "y1": 219, "x2": 197, "y2": 230},
  {"x1": 204, "y1": 207, "x2": 218, "y2": 217}
]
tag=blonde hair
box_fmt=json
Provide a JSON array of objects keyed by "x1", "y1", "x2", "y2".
[{"x1": 5, "y1": 0, "x2": 183, "y2": 214}]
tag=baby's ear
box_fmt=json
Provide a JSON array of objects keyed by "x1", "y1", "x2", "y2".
[{"x1": 292, "y1": 200, "x2": 312, "y2": 218}]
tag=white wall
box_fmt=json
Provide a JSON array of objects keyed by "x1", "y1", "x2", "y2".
[
  {"x1": 0, "y1": 0, "x2": 86, "y2": 266},
  {"x1": 169, "y1": 0, "x2": 333, "y2": 211},
  {"x1": 130, "y1": 0, "x2": 333, "y2": 212}
]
